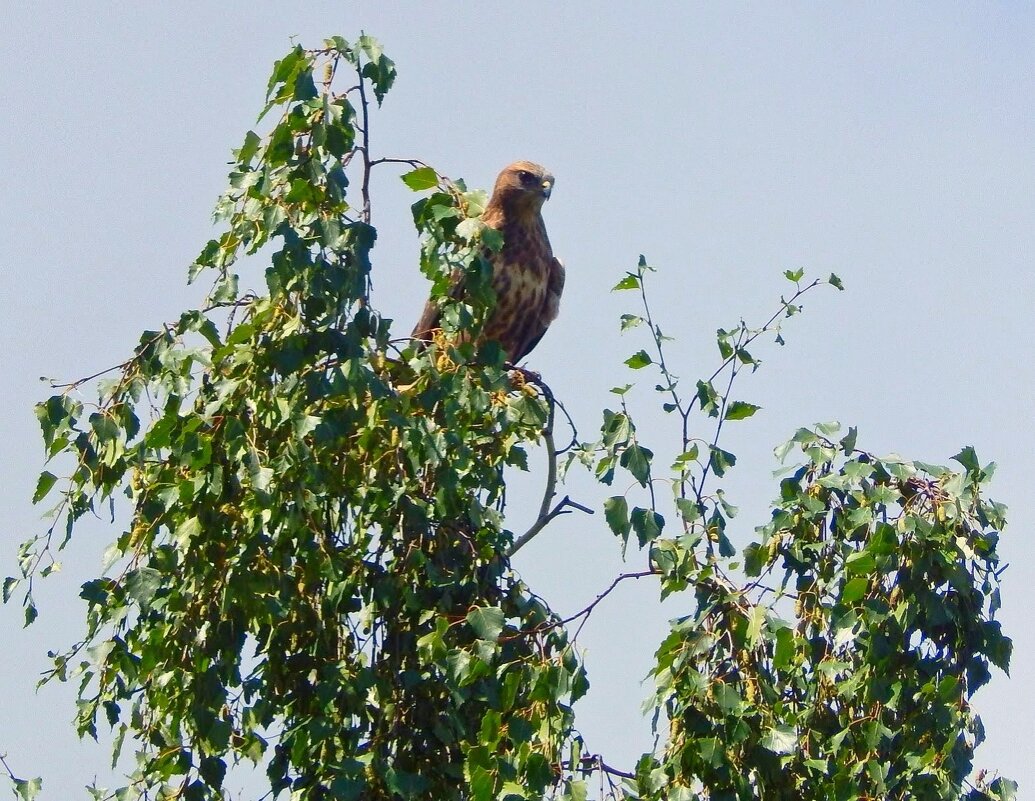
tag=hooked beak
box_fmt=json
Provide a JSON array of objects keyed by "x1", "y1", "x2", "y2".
[{"x1": 541, "y1": 176, "x2": 554, "y2": 199}]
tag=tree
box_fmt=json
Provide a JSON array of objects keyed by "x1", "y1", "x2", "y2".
[{"x1": 5, "y1": 36, "x2": 1015, "y2": 801}]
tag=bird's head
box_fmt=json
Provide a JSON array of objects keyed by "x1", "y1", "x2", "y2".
[{"x1": 491, "y1": 161, "x2": 555, "y2": 214}]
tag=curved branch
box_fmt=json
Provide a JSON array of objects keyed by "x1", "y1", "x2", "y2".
[
  {"x1": 565, "y1": 569, "x2": 656, "y2": 640},
  {"x1": 507, "y1": 378, "x2": 592, "y2": 556},
  {"x1": 508, "y1": 421, "x2": 593, "y2": 555}
]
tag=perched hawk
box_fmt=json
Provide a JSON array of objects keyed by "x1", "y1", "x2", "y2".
[{"x1": 412, "y1": 161, "x2": 565, "y2": 363}]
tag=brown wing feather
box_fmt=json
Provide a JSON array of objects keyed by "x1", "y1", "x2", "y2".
[
  {"x1": 411, "y1": 267, "x2": 465, "y2": 342},
  {"x1": 509, "y1": 255, "x2": 564, "y2": 362}
]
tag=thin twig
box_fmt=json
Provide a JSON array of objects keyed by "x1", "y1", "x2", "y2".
[
  {"x1": 369, "y1": 156, "x2": 429, "y2": 170},
  {"x1": 356, "y1": 61, "x2": 372, "y2": 225},
  {"x1": 508, "y1": 488, "x2": 593, "y2": 556},
  {"x1": 506, "y1": 376, "x2": 592, "y2": 556},
  {"x1": 565, "y1": 569, "x2": 656, "y2": 640},
  {"x1": 638, "y1": 272, "x2": 685, "y2": 418},
  {"x1": 47, "y1": 297, "x2": 255, "y2": 391},
  {"x1": 564, "y1": 755, "x2": 636, "y2": 782},
  {"x1": 704, "y1": 279, "x2": 821, "y2": 386},
  {"x1": 0, "y1": 754, "x2": 19, "y2": 782}
]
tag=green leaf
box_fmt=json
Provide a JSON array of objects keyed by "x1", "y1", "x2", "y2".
[
  {"x1": 707, "y1": 446, "x2": 736, "y2": 477},
  {"x1": 619, "y1": 314, "x2": 643, "y2": 331},
  {"x1": 621, "y1": 443, "x2": 653, "y2": 486},
  {"x1": 761, "y1": 724, "x2": 797, "y2": 755},
  {"x1": 624, "y1": 350, "x2": 652, "y2": 370},
  {"x1": 631, "y1": 508, "x2": 664, "y2": 547},
  {"x1": 124, "y1": 568, "x2": 162, "y2": 611},
  {"x1": 714, "y1": 328, "x2": 733, "y2": 360},
  {"x1": 784, "y1": 268, "x2": 805, "y2": 282},
  {"x1": 264, "y1": 45, "x2": 303, "y2": 102},
  {"x1": 564, "y1": 779, "x2": 588, "y2": 801},
  {"x1": 841, "y1": 576, "x2": 869, "y2": 604},
  {"x1": 603, "y1": 496, "x2": 631, "y2": 540},
  {"x1": 952, "y1": 445, "x2": 980, "y2": 475},
  {"x1": 724, "y1": 401, "x2": 760, "y2": 421},
  {"x1": 612, "y1": 273, "x2": 640, "y2": 291},
  {"x1": 2, "y1": 576, "x2": 18, "y2": 603},
  {"x1": 773, "y1": 627, "x2": 795, "y2": 669},
  {"x1": 13, "y1": 777, "x2": 42, "y2": 801},
  {"x1": 696, "y1": 380, "x2": 720, "y2": 417},
  {"x1": 711, "y1": 681, "x2": 741, "y2": 714},
  {"x1": 466, "y1": 606, "x2": 504, "y2": 641},
  {"x1": 236, "y1": 130, "x2": 261, "y2": 165},
  {"x1": 987, "y1": 778, "x2": 1019, "y2": 801},
  {"x1": 828, "y1": 272, "x2": 844, "y2": 290},
  {"x1": 173, "y1": 516, "x2": 202, "y2": 548},
  {"x1": 674, "y1": 498, "x2": 700, "y2": 523},
  {"x1": 358, "y1": 34, "x2": 397, "y2": 104},
  {"x1": 32, "y1": 471, "x2": 58, "y2": 504},
  {"x1": 401, "y1": 166, "x2": 439, "y2": 191},
  {"x1": 844, "y1": 551, "x2": 876, "y2": 576},
  {"x1": 746, "y1": 604, "x2": 766, "y2": 646}
]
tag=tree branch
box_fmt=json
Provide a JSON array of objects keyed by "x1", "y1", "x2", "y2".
[
  {"x1": 507, "y1": 378, "x2": 592, "y2": 556},
  {"x1": 508, "y1": 424, "x2": 593, "y2": 554},
  {"x1": 571, "y1": 755, "x2": 636, "y2": 781},
  {"x1": 563, "y1": 569, "x2": 656, "y2": 640}
]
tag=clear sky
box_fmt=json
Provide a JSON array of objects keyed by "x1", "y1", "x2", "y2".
[{"x1": 3, "y1": 3, "x2": 1033, "y2": 797}]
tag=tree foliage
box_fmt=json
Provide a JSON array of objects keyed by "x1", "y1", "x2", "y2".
[{"x1": 7, "y1": 36, "x2": 1014, "y2": 801}]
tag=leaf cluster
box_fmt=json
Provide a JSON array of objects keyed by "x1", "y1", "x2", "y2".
[{"x1": 578, "y1": 262, "x2": 1012, "y2": 800}]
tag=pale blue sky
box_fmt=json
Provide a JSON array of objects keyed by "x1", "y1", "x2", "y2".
[{"x1": 3, "y1": 4, "x2": 1033, "y2": 797}]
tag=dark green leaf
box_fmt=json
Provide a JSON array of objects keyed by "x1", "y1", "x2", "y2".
[
  {"x1": 621, "y1": 443, "x2": 653, "y2": 486},
  {"x1": 236, "y1": 130, "x2": 261, "y2": 165},
  {"x1": 631, "y1": 508, "x2": 664, "y2": 547},
  {"x1": 707, "y1": 446, "x2": 736, "y2": 477},
  {"x1": 603, "y1": 496, "x2": 631, "y2": 540},
  {"x1": 987, "y1": 778, "x2": 1018, "y2": 801},
  {"x1": 32, "y1": 471, "x2": 58, "y2": 504},
  {"x1": 466, "y1": 606, "x2": 505, "y2": 641},
  {"x1": 952, "y1": 445, "x2": 980, "y2": 475},
  {"x1": 696, "y1": 380, "x2": 720, "y2": 417},
  {"x1": 839, "y1": 426, "x2": 858, "y2": 454},
  {"x1": 124, "y1": 568, "x2": 162, "y2": 611}
]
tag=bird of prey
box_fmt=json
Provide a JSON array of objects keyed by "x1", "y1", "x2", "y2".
[{"x1": 411, "y1": 161, "x2": 565, "y2": 364}]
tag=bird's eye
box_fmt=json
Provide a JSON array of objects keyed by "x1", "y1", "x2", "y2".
[{"x1": 517, "y1": 170, "x2": 535, "y2": 184}]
